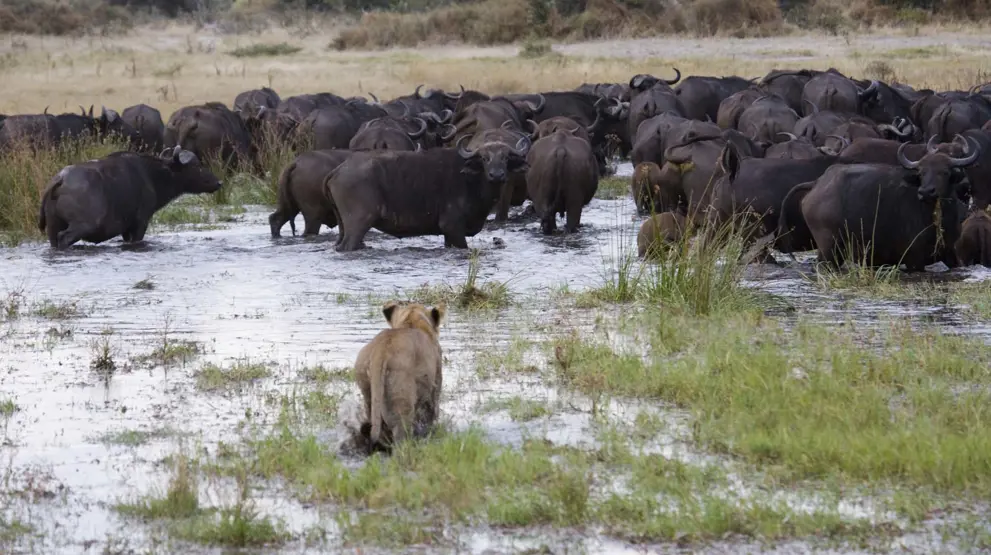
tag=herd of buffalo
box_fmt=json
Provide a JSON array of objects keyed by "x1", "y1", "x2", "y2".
[{"x1": 7, "y1": 66, "x2": 991, "y2": 270}]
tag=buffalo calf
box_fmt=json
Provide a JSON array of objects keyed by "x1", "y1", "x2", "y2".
[
  {"x1": 955, "y1": 210, "x2": 991, "y2": 267},
  {"x1": 39, "y1": 147, "x2": 222, "y2": 249},
  {"x1": 638, "y1": 212, "x2": 686, "y2": 258},
  {"x1": 269, "y1": 150, "x2": 355, "y2": 237}
]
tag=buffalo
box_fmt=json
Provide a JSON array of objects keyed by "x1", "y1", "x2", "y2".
[
  {"x1": 737, "y1": 94, "x2": 800, "y2": 145},
  {"x1": 758, "y1": 69, "x2": 821, "y2": 113},
  {"x1": 955, "y1": 209, "x2": 991, "y2": 267},
  {"x1": 801, "y1": 139, "x2": 980, "y2": 269},
  {"x1": 269, "y1": 149, "x2": 355, "y2": 238},
  {"x1": 924, "y1": 96, "x2": 991, "y2": 142},
  {"x1": 717, "y1": 89, "x2": 763, "y2": 130},
  {"x1": 638, "y1": 212, "x2": 686, "y2": 258},
  {"x1": 164, "y1": 102, "x2": 255, "y2": 168},
  {"x1": 327, "y1": 137, "x2": 530, "y2": 251},
  {"x1": 38, "y1": 146, "x2": 222, "y2": 249},
  {"x1": 348, "y1": 117, "x2": 429, "y2": 151},
  {"x1": 675, "y1": 75, "x2": 753, "y2": 123},
  {"x1": 801, "y1": 71, "x2": 880, "y2": 116},
  {"x1": 525, "y1": 129, "x2": 598, "y2": 234},
  {"x1": 122, "y1": 104, "x2": 165, "y2": 152},
  {"x1": 234, "y1": 87, "x2": 281, "y2": 118}
]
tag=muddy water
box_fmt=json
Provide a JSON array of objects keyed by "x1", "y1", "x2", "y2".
[{"x1": 1, "y1": 163, "x2": 989, "y2": 553}]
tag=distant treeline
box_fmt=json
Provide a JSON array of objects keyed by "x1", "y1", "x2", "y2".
[{"x1": 1, "y1": 0, "x2": 988, "y2": 39}]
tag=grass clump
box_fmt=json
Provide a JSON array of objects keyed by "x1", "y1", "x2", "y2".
[
  {"x1": 407, "y1": 249, "x2": 511, "y2": 311},
  {"x1": 481, "y1": 396, "x2": 552, "y2": 421},
  {"x1": 228, "y1": 42, "x2": 302, "y2": 58},
  {"x1": 171, "y1": 503, "x2": 289, "y2": 548},
  {"x1": 583, "y1": 216, "x2": 758, "y2": 315},
  {"x1": 89, "y1": 335, "x2": 117, "y2": 375},
  {"x1": 133, "y1": 277, "x2": 155, "y2": 290},
  {"x1": 0, "y1": 398, "x2": 19, "y2": 419},
  {"x1": 518, "y1": 39, "x2": 553, "y2": 59},
  {"x1": 298, "y1": 364, "x2": 351, "y2": 383},
  {"x1": 594, "y1": 176, "x2": 628, "y2": 200},
  {"x1": 949, "y1": 281, "x2": 991, "y2": 320},
  {"x1": 31, "y1": 300, "x2": 83, "y2": 320},
  {"x1": 98, "y1": 427, "x2": 175, "y2": 447},
  {"x1": 116, "y1": 453, "x2": 201, "y2": 520},
  {"x1": 141, "y1": 339, "x2": 202, "y2": 367},
  {"x1": 195, "y1": 359, "x2": 271, "y2": 392}
]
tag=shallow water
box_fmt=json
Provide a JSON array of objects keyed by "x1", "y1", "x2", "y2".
[{"x1": 2, "y1": 184, "x2": 989, "y2": 553}]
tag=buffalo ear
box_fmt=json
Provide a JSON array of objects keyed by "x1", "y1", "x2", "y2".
[
  {"x1": 903, "y1": 173, "x2": 921, "y2": 186},
  {"x1": 720, "y1": 143, "x2": 741, "y2": 181},
  {"x1": 950, "y1": 167, "x2": 968, "y2": 183},
  {"x1": 382, "y1": 301, "x2": 399, "y2": 324},
  {"x1": 431, "y1": 304, "x2": 446, "y2": 328}
]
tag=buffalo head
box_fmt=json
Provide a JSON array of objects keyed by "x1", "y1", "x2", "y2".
[
  {"x1": 457, "y1": 134, "x2": 531, "y2": 184},
  {"x1": 898, "y1": 134, "x2": 980, "y2": 201},
  {"x1": 629, "y1": 69, "x2": 681, "y2": 93},
  {"x1": 160, "y1": 145, "x2": 223, "y2": 194}
]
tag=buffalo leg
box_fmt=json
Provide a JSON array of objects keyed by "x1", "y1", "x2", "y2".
[
  {"x1": 268, "y1": 210, "x2": 293, "y2": 238},
  {"x1": 302, "y1": 217, "x2": 322, "y2": 237},
  {"x1": 493, "y1": 182, "x2": 512, "y2": 222},
  {"x1": 45, "y1": 216, "x2": 65, "y2": 248},
  {"x1": 336, "y1": 213, "x2": 373, "y2": 252},
  {"x1": 443, "y1": 234, "x2": 468, "y2": 248},
  {"x1": 56, "y1": 223, "x2": 98, "y2": 249},
  {"x1": 564, "y1": 192, "x2": 583, "y2": 234}
]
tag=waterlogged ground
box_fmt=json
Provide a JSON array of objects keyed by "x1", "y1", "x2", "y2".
[{"x1": 3, "y1": 164, "x2": 991, "y2": 553}]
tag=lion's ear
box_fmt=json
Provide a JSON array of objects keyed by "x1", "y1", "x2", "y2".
[
  {"x1": 431, "y1": 304, "x2": 446, "y2": 328},
  {"x1": 382, "y1": 301, "x2": 399, "y2": 324}
]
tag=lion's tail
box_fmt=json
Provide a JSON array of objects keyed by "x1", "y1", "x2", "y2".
[{"x1": 368, "y1": 346, "x2": 387, "y2": 445}]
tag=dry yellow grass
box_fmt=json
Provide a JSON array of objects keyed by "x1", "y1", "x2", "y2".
[{"x1": 1, "y1": 24, "x2": 990, "y2": 117}]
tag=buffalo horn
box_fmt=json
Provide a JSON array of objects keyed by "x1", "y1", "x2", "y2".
[
  {"x1": 897, "y1": 142, "x2": 921, "y2": 169},
  {"x1": 457, "y1": 134, "x2": 477, "y2": 159},
  {"x1": 587, "y1": 110, "x2": 602, "y2": 134},
  {"x1": 439, "y1": 109, "x2": 453, "y2": 124},
  {"x1": 79, "y1": 105, "x2": 88, "y2": 117},
  {"x1": 439, "y1": 124, "x2": 457, "y2": 142},
  {"x1": 525, "y1": 119, "x2": 539, "y2": 140},
  {"x1": 414, "y1": 84, "x2": 424, "y2": 99},
  {"x1": 859, "y1": 80, "x2": 880, "y2": 101},
  {"x1": 665, "y1": 68, "x2": 682, "y2": 85},
  {"x1": 926, "y1": 134, "x2": 939, "y2": 155},
  {"x1": 368, "y1": 92, "x2": 380, "y2": 104},
  {"x1": 407, "y1": 117, "x2": 428, "y2": 139},
  {"x1": 826, "y1": 135, "x2": 851, "y2": 150},
  {"x1": 776, "y1": 132, "x2": 798, "y2": 141},
  {"x1": 444, "y1": 85, "x2": 465, "y2": 100},
  {"x1": 510, "y1": 135, "x2": 531, "y2": 157},
  {"x1": 949, "y1": 136, "x2": 980, "y2": 167}
]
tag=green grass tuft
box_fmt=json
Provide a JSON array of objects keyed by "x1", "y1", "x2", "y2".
[
  {"x1": 195, "y1": 359, "x2": 271, "y2": 392},
  {"x1": 229, "y1": 43, "x2": 302, "y2": 58}
]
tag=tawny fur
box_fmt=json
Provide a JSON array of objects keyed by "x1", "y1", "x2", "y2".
[
  {"x1": 353, "y1": 301, "x2": 445, "y2": 450},
  {"x1": 955, "y1": 210, "x2": 991, "y2": 267},
  {"x1": 631, "y1": 161, "x2": 663, "y2": 214},
  {"x1": 638, "y1": 212, "x2": 686, "y2": 258}
]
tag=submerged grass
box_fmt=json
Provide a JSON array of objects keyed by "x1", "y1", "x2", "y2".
[
  {"x1": 31, "y1": 300, "x2": 83, "y2": 320},
  {"x1": 583, "y1": 215, "x2": 759, "y2": 315},
  {"x1": 195, "y1": 359, "x2": 271, "y2": 392},
  {"x1": 552, "y1": 310, "x2": 991, "y2": 498},
  {"x1": 407, "y1": 248, "x2": 512, "y2": 311}
]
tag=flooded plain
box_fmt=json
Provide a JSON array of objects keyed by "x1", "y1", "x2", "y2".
[{"x1": 2, "y1": 162, "x2": 991, "y2": 554}]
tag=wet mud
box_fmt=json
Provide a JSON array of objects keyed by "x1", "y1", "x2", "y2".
[{"x1": 2, "y1": 162, "x2": 990, "y2": 553}]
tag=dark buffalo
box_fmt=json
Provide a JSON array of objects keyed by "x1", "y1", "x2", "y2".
[
  {"x1": 630, "y1": 112, "x2": 690, "y2": 167},
  {"x1": 793, "y1": 109, "x2": 863, "y2": 147},
  {"x1": 452, "y1": 96, "x2": 545, "y2": 138},
  {"x1": 299, "y1": 103, "x2": 390, "y2": 151},
  {"x1": 327, "y1": 138, "x2": 530, "y2": 251},
  {"x1": 955, "y1": 209, "x2": 991, "y2": 267},
  {"x1": 757, "y1": 69, "x2": 821, "y2": 113},
  {"x1": 631, "y1": 162, "x2": 664, "y2": 214},
  {"x1": 801, "y1": 140, "x2": 980, "y2": 269},
  {"x1": 122, "y1": 104, "x2": 165, "y2": 152},
  {"x1": 801, "y1": 72, "x2": 880, "y2": 116},
  {"x1": 764, "y1": 133, "x2": 824, "y2": 159},
  {"x1": 629, "y1": 70, "x2": 682, "y2": 98},
  {"x1": 717, "y1": 89, "x2": 763, "y2": 130},
  {"x1": 463, "y1": 126, "x2": 534, "y2": 222},
  {"x1": 820, "y1": 120, "x2": 881, "y2": 155},
  {"x1": 506, "y1": 91, "x2": 626, "y2": 158},
  {"x1": 348, "y1": 117, "x2": 429, "y2": 151},
  {"x1": 453, "y1": 89, "x2": 492, "y2": 115},
  {"x1": 38, "y1": 146, "x2": 222, "y2": 249},
  {"x1": 386, "y1": 85, "x2": 462, "y2": 117},
  {"x1": 838, "y1": 136, "x2": 966, "y2": 165},
  {"x1": 0, "y1": 107, "x2": 139, "y2": 150},
  {"x1": 575, "y1": 82, "x2": 632, "y2": 103},
  {"x1": 855, "y1": 79, "x2": 919, "y2": 125},
  {"x1": 653, "y1": 131, "x2": 727, "y2": 218},
  {"x1": 525, "y1": 129, "x2": 598, "y2": 234},
  {"x1": 0, "y1": 114, "x2": 59, "y2": 150},
  {"x1": 675, "y1": 75, "x2": 753, "y2": 123},
  {"x1": 924, "y1": 96, "x2": 991, "y2": 142},
  {"x1": 711, "y1": 146, "x2": 841, "y2": 253},
  {"x1": 233, "y1": 87, "x2": 281, "y2": 118},
  {"x1": 535, "y1": 116, "x2": 593, "y2": 142},
  {"x1": 269, "y1": 149, "x2": 354, "y2": 237},
  {"x1": 164, "y1": 102, "x2": 255, "y2": 167},
  {"x1": 737, "y1": 94, "x2": 800, "y2": 144},
  {"x1": 628, "y1": 87, "x2": 685, "y2": 149},
  {"x1": 250, "y1": 93, "x2": 348, "y2": 144}
]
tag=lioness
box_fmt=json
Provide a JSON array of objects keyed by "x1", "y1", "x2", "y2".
[{"x1": 354, "y1": 301, "x2": 445, "y2": 450}]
